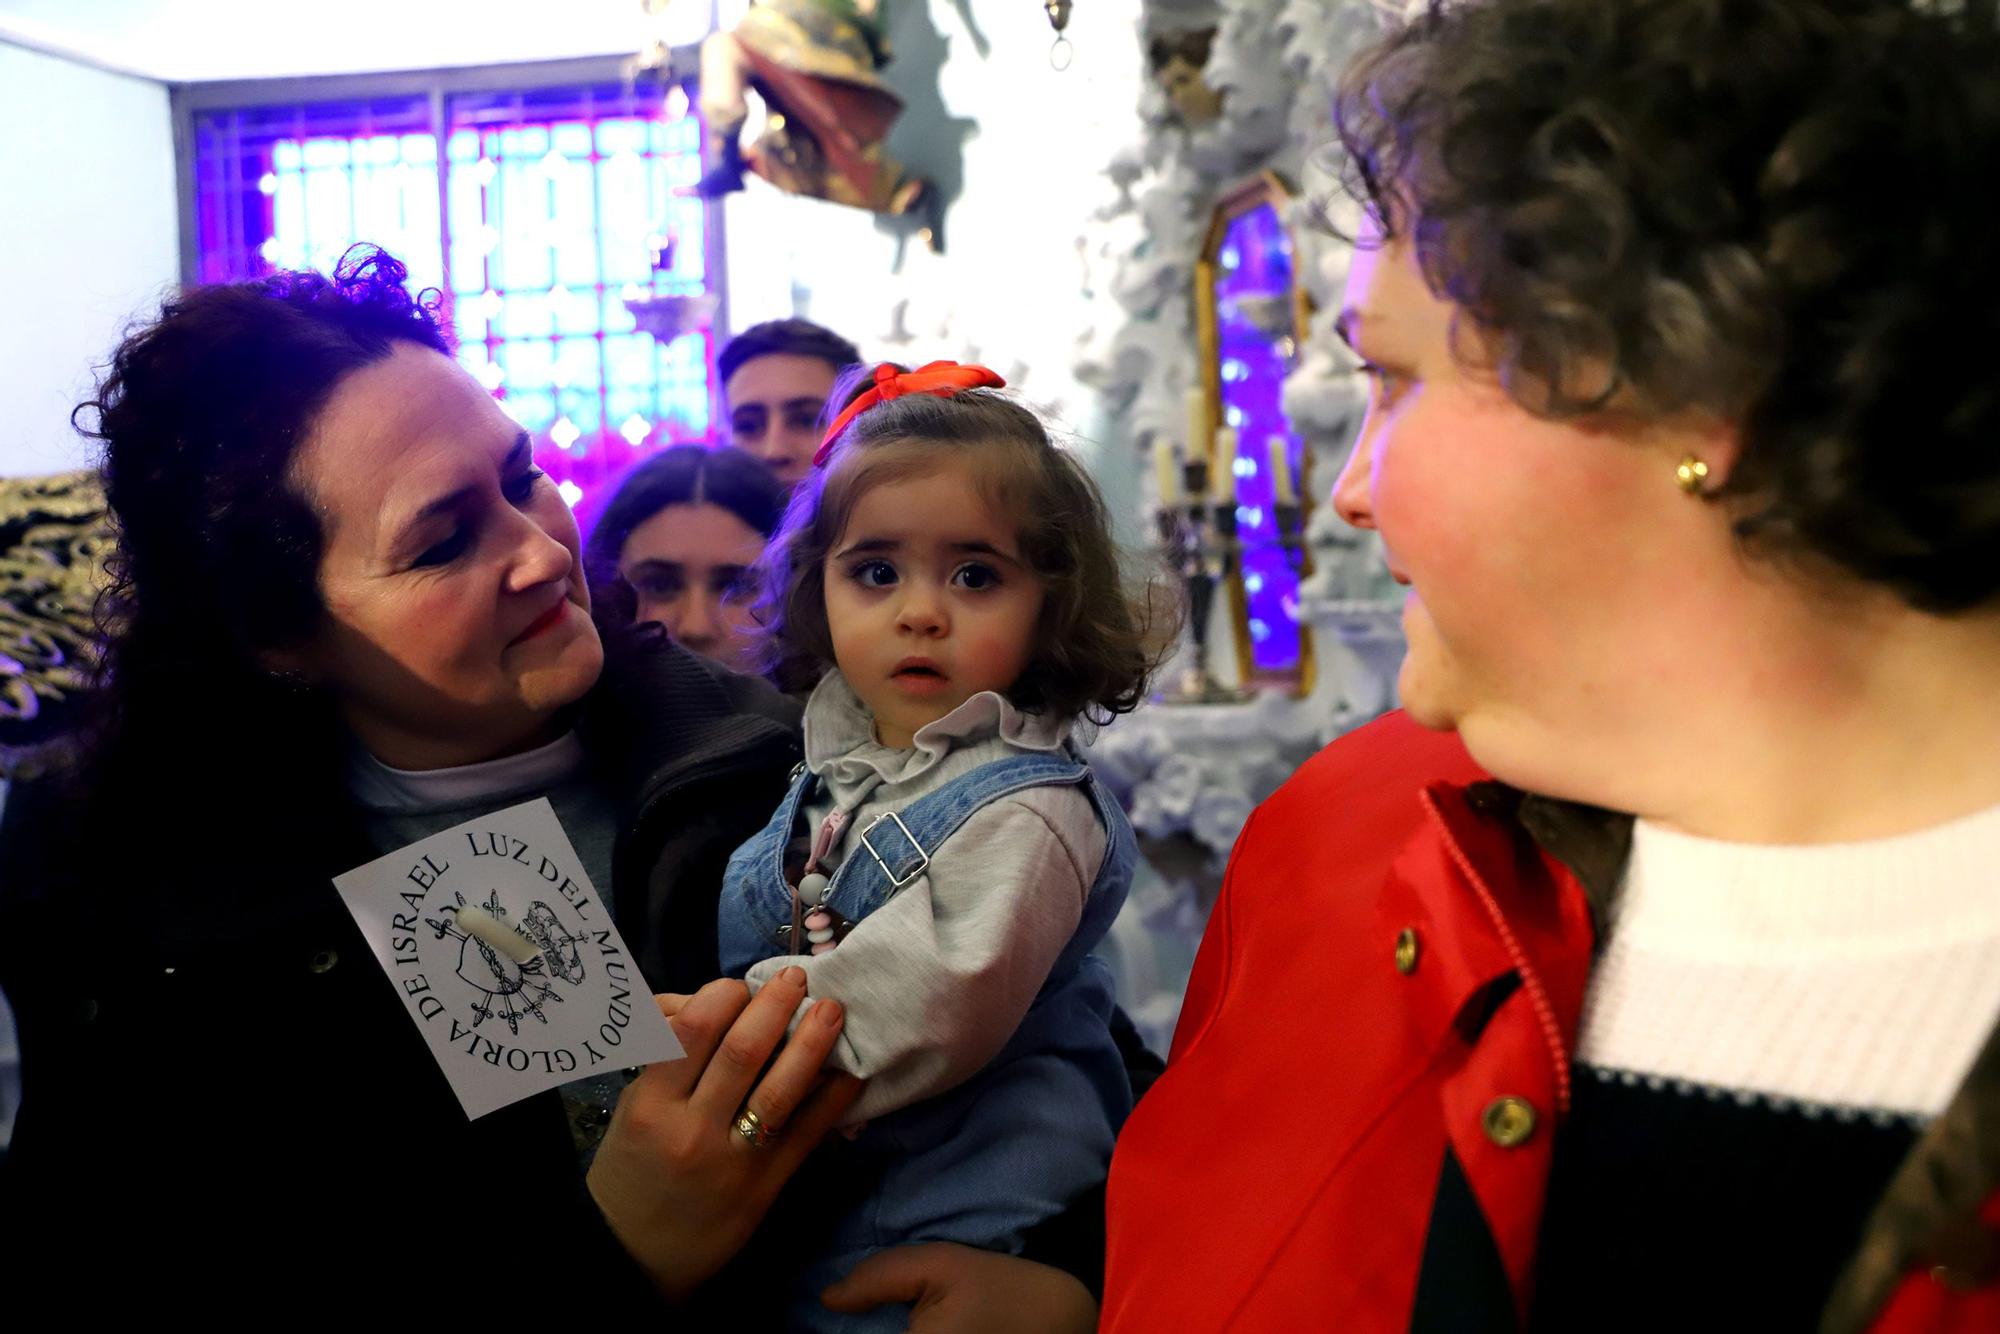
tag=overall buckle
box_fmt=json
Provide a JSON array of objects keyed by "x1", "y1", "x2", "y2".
[{"x1": 858, "y1": 811, "x2": 931, "y2": 888}]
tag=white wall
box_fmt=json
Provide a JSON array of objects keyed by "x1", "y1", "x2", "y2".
[
  {"x1": 0, "y1": 41, "x2": 178, "y2": 476},
  {"x1": 720, "y1": 0, "x2": 1142, "y2": 468},
  {"x1": 0, "y1": 0, "x2": 702, "y2": 82}
]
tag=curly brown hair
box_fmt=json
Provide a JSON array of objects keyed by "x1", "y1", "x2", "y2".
[
  {"x1": 1334, "y1": 0, "x2": 2000, "y2": 612},
  {"x1": 72, "y1": 245, "x2": 451, "y2": 816},
  {"x1": 757, "y1": 368, "x2": 1174, "y2": 720}
]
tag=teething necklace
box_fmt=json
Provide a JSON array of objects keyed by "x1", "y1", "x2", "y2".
[{"x1": 787, "y1": 807, "x2": 858, "y2": 955}]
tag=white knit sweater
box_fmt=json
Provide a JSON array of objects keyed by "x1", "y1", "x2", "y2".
[{"x1": 1573, "y1": 802, "x2": 2000, "y2": 1119}]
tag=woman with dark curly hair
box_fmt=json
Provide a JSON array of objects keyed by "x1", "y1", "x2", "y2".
[
  {"x1": 1105, "y1": 2, "x2": 2000, "y2": 1330},
  {"x1": 0, "y1": 250, "x2": 1117, "y2": 1326}
]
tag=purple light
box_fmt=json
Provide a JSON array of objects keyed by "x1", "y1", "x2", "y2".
[{"x1": 1214, "y1": 201, "x2": 1303, "y2": 674}]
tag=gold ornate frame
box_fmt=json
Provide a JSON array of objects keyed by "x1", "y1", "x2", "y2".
[{"x1": 1193, "y1": 170, "x2": 1316, "y2": 696}]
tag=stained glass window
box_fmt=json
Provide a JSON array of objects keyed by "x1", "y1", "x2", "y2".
[
  {"x1": 189, "y1": 75, "x2": 715, "y2": 528},
  {"x1": 193, "y1": 97, "x2": 442, "y2": 290}
]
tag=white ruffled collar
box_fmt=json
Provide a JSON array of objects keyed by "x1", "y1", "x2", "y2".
[{"x1": 802, "y1": 671, "x2": 1070, "y2": 792}]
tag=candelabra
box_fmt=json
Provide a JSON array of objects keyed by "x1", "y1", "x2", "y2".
[
  {"x1": 1152, "y1": 430, "x2": 1310, "y2": 703},
  {"x1": 1154, "y1": 451, "x2": 1250, "y2": 704}
]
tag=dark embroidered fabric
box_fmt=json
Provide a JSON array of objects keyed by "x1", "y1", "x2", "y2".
[
  {"x1": 1411, "y1": 1147, "x2": 1516, "y2": 1333},
  {"x1": 0, "y1": 470, "x2": 111, "y2": 780},
  {"x1": 1529, "y1": 1066, "x2": 1920, "y2": 1330}
]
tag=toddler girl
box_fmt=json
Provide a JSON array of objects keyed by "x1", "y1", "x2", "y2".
[{"x1": 718, "y1": 361, "x2": 1166, "y2": 1328}]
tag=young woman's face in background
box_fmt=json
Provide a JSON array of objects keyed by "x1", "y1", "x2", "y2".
[
  {"x1": 620, "y1": 501, "x2": 769, "y2": 675},
  {"x1": 725, "y1": 353, "x2": 840, "y2": 488}
]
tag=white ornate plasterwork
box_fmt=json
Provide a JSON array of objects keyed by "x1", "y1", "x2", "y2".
[
  {"x1": 1075, "y1": 0, "x2": 1415, "y2": 708},
  {"x1": 1084, "y1": 690, "x2": 1329, "y2": 1050},
  {"x1": 1073, "y1": 0, "x2": 1422, "y2": 1040},
  {"x1": 1074, "y1": 0, "x2": 1407, "y2": 658}
]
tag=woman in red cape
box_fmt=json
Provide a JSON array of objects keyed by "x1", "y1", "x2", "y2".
[{"x1": 1104, "y1": 3, "x2": 2000, "y2": 1330}]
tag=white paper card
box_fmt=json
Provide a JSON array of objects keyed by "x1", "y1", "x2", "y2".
[{"x1": 332, "y1": 797, "x2": 683, "y2": 1119}]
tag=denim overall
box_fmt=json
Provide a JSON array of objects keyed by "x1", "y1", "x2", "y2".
[{"x1": 718, "y1": 748, "x2": 1138, "y2": 1332}]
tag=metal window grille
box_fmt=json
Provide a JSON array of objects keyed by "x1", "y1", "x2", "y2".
[{"x1": 184, "y1": 64, "x2": 718, "y2": 526}]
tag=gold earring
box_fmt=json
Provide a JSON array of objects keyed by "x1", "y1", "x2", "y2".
[{"x1": 1675, "y1": 455, "x2": 1710, "y2": 495}]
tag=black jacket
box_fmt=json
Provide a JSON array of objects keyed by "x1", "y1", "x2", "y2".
[{"x1": 0, "y1": 632, "x2": 801, "y2": 1318}]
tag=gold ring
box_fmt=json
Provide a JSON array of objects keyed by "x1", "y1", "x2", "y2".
[{"x1": 734, "y1": 1107, "x2": 777, "y2": 1148}]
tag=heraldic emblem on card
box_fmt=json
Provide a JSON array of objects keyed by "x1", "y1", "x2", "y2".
[
  {"x1": 425, "y1": 890, "x2": 591, "y2": 1036},
  {"x1": 334, "y1": 798, "x2": 683, "y2": 1119}
]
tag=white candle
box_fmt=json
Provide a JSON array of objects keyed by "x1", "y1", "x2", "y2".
[
  {"x1": 1186, "y1": 387, "x2": 1211, "y2": 458},
  {"x1": 1268, "y1": 437, "x2": 1298, "y2": 505},
  {"x1": 1154, "y1": 436, "x2": 1183, "y2": 506},
  {"x1": 457, "y1": 904, "x2": 541, "y2": 964},
  {"x1": 1211, "y1": 428, "x2": 1239, "y2": 503}
]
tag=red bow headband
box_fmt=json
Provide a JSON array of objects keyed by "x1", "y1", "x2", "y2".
[{"x1": 813, "y1": 360, "x2": 1008, "y2": 467}]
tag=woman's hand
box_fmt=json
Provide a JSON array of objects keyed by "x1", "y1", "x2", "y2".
[
  {"x1": 586, "y1": 969, "x2": 862, "y2": 1301},
  {"x1": 820, "y1": 1244, "x2": 1099, "y2": 1333}
]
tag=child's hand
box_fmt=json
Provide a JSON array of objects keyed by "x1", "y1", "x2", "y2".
[{"x1": 820, "y1": 1243, "x2": 1098, "y2": 1332}]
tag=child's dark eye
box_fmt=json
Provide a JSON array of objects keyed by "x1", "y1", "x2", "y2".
[
  {"x1": 412, "y1": 528, "x2": 471, "y2": 569},
  {"x1": 849, "y1": 559, "x2": 898, "y2": 588},
  {"x1": 503, "y1": 467, "x2": 547, "y2": 504},
  {"x1": 952, "y1": 562, "x2": 1000, "y2": 591}
]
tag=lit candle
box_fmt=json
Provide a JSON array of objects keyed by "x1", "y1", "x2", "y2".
[
  {"x1": 1268, "y1": 437, "x2": 1298, "y2": 505},
  {"x1": 1186, "y1": 387, "x2": 1211, "y2": 459},
  {"x1": 1154, "y1": 436, "x2": 1183, "y2": 506},
  {"x1": 1211, "y1": 428, "x2": 1239, "y2": 503}
]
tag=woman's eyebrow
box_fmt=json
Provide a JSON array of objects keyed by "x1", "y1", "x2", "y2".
[
  {"x1": 386, "y1": 483, "x2": 474, "y2": 558},
  {"x1": 387, "y1": 430, "x2": 536, "y2": 555}
]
